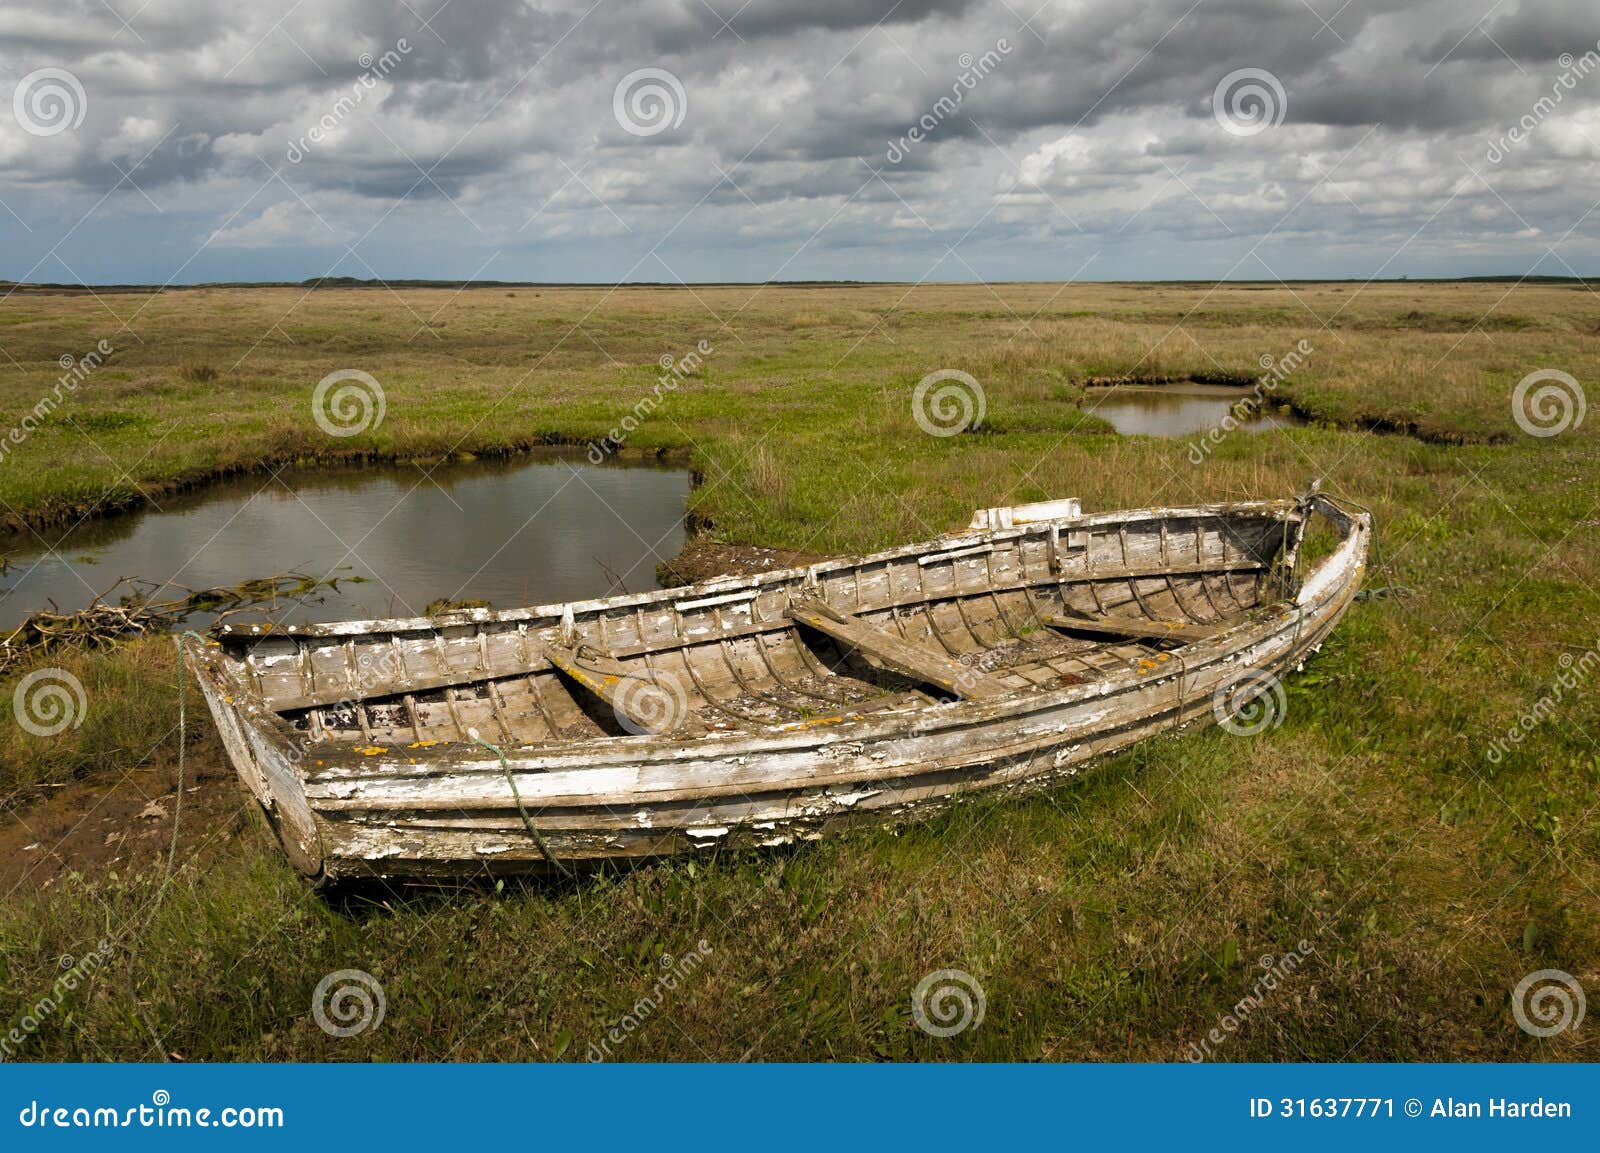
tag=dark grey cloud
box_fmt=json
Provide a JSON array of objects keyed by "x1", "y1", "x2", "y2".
[{"x1": 0, "y1": 0, "x2": 1596, "y2": 283}]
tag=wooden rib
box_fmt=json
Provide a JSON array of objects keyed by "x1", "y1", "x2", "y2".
[
  {"x1": 1191, "y1": 523, "x2": 1231, "y2": 622},
  {"x1": 480, "y1": 680, "x2": 515, "y2": 744},
  {"x1": 1117, "y1": 525, "x2": 1164, "y2": 627},
  {"x1": 1158, "y1": 523, "x2": 1212, "y2": 628},
  {"x1": 984, "y1": 549, "x2": 1026, "y2": 641},
  {"x1": 427, "y1": 635, "x2": 471, "y2": 740},
  {"x1": 1164, "y1": 574, "x2": 1213, "y2": 628},
  {"x1": 923, "y1": 599, "x2": 975, "y2": 658},
  {"x1": 787, "y1": 595, "x2": 1010, "y2": 699},
  {"x1": 662, "y1": 646, "x2": 768, "y2": 727},
  {"x1": 1223, "y1": 568, "x2": 1255, "y2": 616},
  {"x1": 528, "y1": 669, "x2": 594, "y2": 737},
  {"x1": 714, "y1": 614, "x2": 785, "y2": 709},
  {"x1": 341, "y1": 640, "x2": 375, "y2": 742},
  {"x1": 934, "y1": 598, "x2": 985, "y2": 652},
  {"x1": 512, "y1": 625, "x2": 565, "y2": 740},
  {"x1": 785, "y1": 623, "x2": 860, "y2": 697},
  {"x1": 387, "y1": 637, "x2": 425, "y2": 742},
  {"x1": 749, "y1": 626, "x2": 806, "y2": 698},
  {"x1": 752, "y1": 629, "x2": 824, "y2": 696},
  {"x1": 1081, "y1": 531, "x2": 1112, "y2": 617},
  {"x1": 1216, "y1": 527, "x2": 1254, "y2": 615}
]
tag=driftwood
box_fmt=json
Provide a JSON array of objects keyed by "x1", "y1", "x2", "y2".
[{"x1": 0, "y1": 573, "x2": 348, "y2": 677}]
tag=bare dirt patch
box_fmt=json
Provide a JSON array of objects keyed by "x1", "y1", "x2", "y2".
[
  {"x1": 0, "y1": 748, "x2": 255, "y2": 893},
  {"x1": 657, "y1": 537, "x2": 824, "y2": 586}
]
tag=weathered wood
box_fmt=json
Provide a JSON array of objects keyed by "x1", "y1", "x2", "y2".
[
  {"x1": 786, "y1": 595, "x2": 1011, "y2": 699},
  {"x1": 272, "y1": 658, "x2": 547, "y2": 712},
  {"x1": 543, "y1": 641, "x2": 708, "y2": 735},
  {"x1": 1041, "y1": 612, "x2": 1221, "y2": 644},
  {"x1": 182, "y1": 494, "x2": 1367, "y2": 881}
]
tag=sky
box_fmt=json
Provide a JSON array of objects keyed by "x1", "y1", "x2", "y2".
[{"x1": 1, "y1": 0, "x2": 1599, "y2": 284}]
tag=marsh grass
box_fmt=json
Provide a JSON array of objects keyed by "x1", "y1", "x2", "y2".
[
  {"x1": 0, "y1": 281, "x2": 1595, "y2": 1061},
  {"x1": 178, "y1": 362, "x2": 220, "y2": 384}
]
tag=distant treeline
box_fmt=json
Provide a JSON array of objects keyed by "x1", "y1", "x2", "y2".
[{"x1": 2, "y1": 274, "x2": 1596, "y2": 293}]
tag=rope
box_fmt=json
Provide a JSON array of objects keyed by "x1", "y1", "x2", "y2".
[
  {"x1": 1355, "y1": 585, "x2": 1416, "y2": 601},
  {"x1": 158, "y1": 630, "x2": 208, "y2": 903},
  {"x1": 473, "y1": 736, "x2": 571, "y2": 877}
]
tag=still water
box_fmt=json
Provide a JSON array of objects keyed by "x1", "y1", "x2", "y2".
[
  {"x1": 1086, "y1": 385, "x2": 1305, "y2": 438},
  {"x1": 0, "y1": 452, "x2": 690, "y2": 628}
]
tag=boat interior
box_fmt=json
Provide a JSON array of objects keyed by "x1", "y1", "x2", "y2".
[{"x1": 217, "y1": 505, "x2": 1305, "y2": 755}]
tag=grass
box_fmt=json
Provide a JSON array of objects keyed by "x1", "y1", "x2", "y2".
[{"x1": 0, "y1": 280, "x2": 1597, "y2": 1061}]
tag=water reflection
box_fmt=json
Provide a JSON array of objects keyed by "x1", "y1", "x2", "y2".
[
  {"x1": 1086, "y1": 385, "x2": 1305, "y2": 438},
  {"x1": 0, "y1": 451, "x2": 690, "y2": 628}
]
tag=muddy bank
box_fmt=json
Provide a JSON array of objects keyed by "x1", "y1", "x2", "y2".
[
  {"x1": 656, "y1": 537, "x2": 824, "y2": 586},
  {"x1": 1275, "y1": 398, "x2": 1506, "y2": 445},
  {"x1": 1083, "y1": 370, "x2": 1260, "y2": 388},
  {"x1": 0, "y1": 745, "x2": 254, "y2": 892}
]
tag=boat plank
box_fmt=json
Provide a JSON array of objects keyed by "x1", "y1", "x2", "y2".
[
  {"x1": 787, "y1": 595, "x2": 1010, "y2": 699},
  {"x1": 543, "y1": 641, "x2": 709, "y2": 735}
]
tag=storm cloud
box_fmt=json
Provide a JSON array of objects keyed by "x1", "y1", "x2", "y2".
[{"x1": 1, "y1": 0, "x2": 1597, "y2": 282}]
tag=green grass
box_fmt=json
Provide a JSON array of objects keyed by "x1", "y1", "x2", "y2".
[{"x1": 0, "y1": 281, "x2": 1596, "y2": 1061}]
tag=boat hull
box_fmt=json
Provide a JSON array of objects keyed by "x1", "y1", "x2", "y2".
[{"x1": 185, "y1": 494, "x2": 1369, "y2": 882}]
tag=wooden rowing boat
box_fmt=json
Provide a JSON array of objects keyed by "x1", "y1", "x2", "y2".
[{"x1": 185, "y1": 489, "x2": 1370, "y2": 882}]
